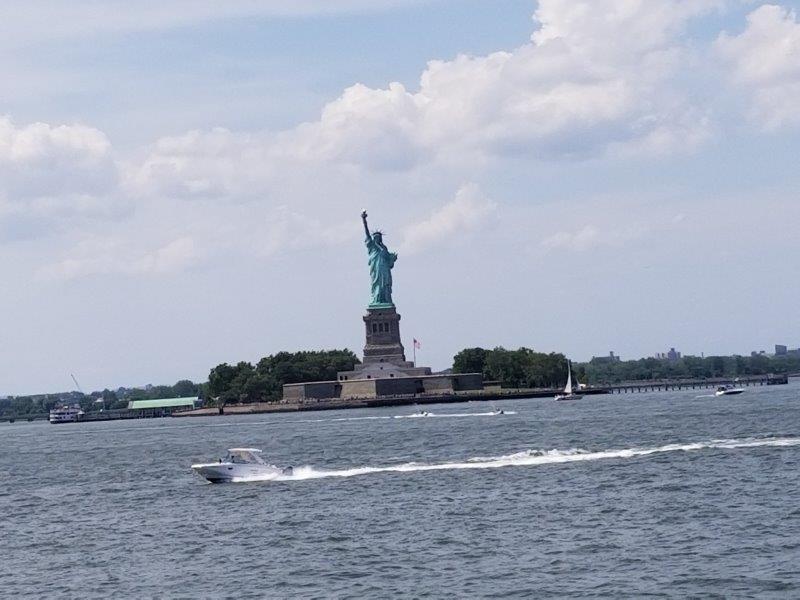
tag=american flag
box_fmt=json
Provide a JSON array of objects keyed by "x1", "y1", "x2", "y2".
[{"x1": 413, "y1": 338, "x2": 421, "y2": 349}]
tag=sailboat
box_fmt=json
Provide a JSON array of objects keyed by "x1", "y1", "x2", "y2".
[{"x1": 555, "y1": 360, "x2": 584, "y2": 401}]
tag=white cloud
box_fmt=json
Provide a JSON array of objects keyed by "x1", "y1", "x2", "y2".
[
  {"x1": 245, "y1": 207, "x2": 354, "y2": 259},
  {"x1": 125, "y1": 127, "x2": 276, "y2": 200},
  {"x1": 283, "y1": 0, "x2": 718, "y2": 164},
  {"x1": 6, "y1": 1, "x2": 796, "y2": 278},
  {"x1": 0, "y1": 118, "x2": 109, "y2": 164},
  {"x1": 400, "y1": 184, "x2": 496, "y2": 255},
  {"x1": 0, "y1": 117, "x2": 116, "y2": 201},
  {"x1": 541, "y1": 225, "x2": 602, "y2": 252},
  {"x1": 716, "y1": 4, "x2": 800, "y2": 129},
  {"x1": 142, "y1": 237, "x2": 198, "y2": 274},
  {"x1": 39, "y1": 236, "x2": 199, "y2": 281},
  {"x1": 0, "y1": 117, "x2": 123, "y2": 242},
  {"x1": 540, "y1": 223, "x2": 650, "y2": 253},
  {"x1": 532, "y1": 0, "x2": 722, "y2": 56},
  {"x1": 285, "y1": 83, "x2": 425, "y2": 170},
  {"x1": 124, "y1": 0, "x2": 721, "y2": 204}
]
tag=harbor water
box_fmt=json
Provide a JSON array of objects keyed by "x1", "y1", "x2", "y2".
[{"x1": 2, "y1": 383, "x2": 800, "y2": 598}]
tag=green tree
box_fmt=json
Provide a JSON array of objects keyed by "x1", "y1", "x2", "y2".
[
  {"x1": 206, "y1": 350, "x2": 360, "y2": 405},
  {"x1": 172, "y1": 379, "x2": 199, "y2": 397},
  {"x1": 454, "y1": 347, "x2": 568, "y2": 389},
  {"x1": 453, "y1": 348, "x2": 488, "y2": 375}
]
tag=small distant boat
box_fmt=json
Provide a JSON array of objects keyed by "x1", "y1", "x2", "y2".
[
  {"x1": 192, "y1": 448, "x2": 293, "y2": 483},
  {"x1": 555, "y1": 361, "x2": 584, "y2": 401},
  {"x1": 49, "y1": 404, "x2": 84, "y2": 424},
  {"x1": 715, "y1": 385, "x2": 745, "y2": 397}
]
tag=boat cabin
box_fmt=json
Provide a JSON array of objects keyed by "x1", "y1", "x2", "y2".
[{"x1": 225, "y1": 448, "x2": 266, "y2": 465}]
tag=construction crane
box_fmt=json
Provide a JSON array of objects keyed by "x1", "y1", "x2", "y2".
[{"x1": 70, "y1": 373, "x2": 84, "y2": 395}]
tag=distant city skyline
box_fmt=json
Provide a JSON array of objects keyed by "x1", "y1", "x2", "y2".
[{"x1": 2, "y1": 0, "x2": 799, "y2": 395}]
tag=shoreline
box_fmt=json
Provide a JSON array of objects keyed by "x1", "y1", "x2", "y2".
[
  {"x1": 177, "y1": 373, "x2": 790, "y2": 418},
  {"x1": 4, "y1": 374, "x2": 790, "y2": 423},
  {"x1": 173, "y1": 388, "x2": 610, "y2": 418}
]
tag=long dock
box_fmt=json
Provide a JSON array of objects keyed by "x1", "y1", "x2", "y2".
[
  {"x1": 603, "y1": 374, "x2": 788, "y2": 394},
  {"x1": 1, "y1": 408, "x2": 187, "y2": 424}
]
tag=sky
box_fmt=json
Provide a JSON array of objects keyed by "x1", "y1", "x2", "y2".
[{"x1": 1, "y1": 0, "x2": 799, "y2": 395}]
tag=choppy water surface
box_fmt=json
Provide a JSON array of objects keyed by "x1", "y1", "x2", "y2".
[{"x1": 3, "y1": 384, "x2": 800, "y2": 598}]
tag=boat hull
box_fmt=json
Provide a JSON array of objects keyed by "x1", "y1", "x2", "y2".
[
  {"x1": 555, "y1": 394, "x2": 584, "y2": 401},
  {"x1": 192, "y1": 462, "x2": 293, "y2": 483},
  {"x1": 49, "y1": 409, "x2": 83, "y2": 424},
  {"x1": 715, "y1": 389, "x2": 745, "y2": 396}
]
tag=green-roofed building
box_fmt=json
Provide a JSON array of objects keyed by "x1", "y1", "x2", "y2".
[{"x1": 127, "y1": 397, "x2": 198, "y2": 416}]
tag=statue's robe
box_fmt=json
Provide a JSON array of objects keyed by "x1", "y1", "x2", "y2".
[{"x1": 366, "y1": 235, "x2": 397, "y2": 306}]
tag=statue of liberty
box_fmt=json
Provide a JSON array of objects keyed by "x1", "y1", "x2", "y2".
[{"x1": 361, "y1": 210, "x2": 397, "y2": 307}]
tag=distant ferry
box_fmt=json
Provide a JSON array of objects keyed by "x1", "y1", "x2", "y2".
[{"x1": 49, "y1": 404, "x2": 84, "y2": 424}]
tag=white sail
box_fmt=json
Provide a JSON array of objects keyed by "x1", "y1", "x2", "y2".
[{"x1": 564, "y1": 362, "x2": 573, "y2": 394}]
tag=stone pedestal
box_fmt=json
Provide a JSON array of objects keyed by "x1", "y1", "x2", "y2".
[
  {"x1": 337, "y1": 305, "x2": 432, "y2": 381},
  {"x1": 362, "y1": 306, "x2": 409, "y2": 366}
]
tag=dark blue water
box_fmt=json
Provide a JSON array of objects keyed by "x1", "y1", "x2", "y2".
[{"x1": 3, "y1": 384, "x2": 800, "y2": 598}]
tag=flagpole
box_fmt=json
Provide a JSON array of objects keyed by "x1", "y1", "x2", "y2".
[{"x1": 413, "y1": 341, "x2": 416, "y2": 367}]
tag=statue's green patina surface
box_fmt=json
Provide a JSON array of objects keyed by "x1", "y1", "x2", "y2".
[{"x1": 361, "y1": 210, "x2": 397, "y2": 308}]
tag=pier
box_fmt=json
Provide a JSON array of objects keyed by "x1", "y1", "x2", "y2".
[
  {"x1": 1, "y1": 407, "x2": 195, "y2": 424},
  {"x1": 604, "y1": 374, "x2": 788, "y2": 394}
]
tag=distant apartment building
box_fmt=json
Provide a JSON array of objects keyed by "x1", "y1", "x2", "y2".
[
  {"x1": 590, "y1": 351, "x2": 622, "y2": 365},
  {"x1": 774, "y1": 344, "x2": 800, "y2": 357},
  {"x1": 656, "y1": 347, "x2": 682, "y2": 361}
]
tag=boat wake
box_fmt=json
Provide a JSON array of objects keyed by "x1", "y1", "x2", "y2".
[
  {"x1": 228, "y1": 435, "x2": 800, "y2": 483},
  {"x1": 58, "y1": 409, "x2": 514, "y2": 436},
  {"x1": 393, "y1": 411, "x2": 516, "y2": 419}
]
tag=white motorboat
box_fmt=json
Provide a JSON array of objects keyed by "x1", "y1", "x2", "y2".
[
  {"x1": 49, "y1": 404, "x2": 84, "y2": 424},
  {"x1": 192, "y1": 448, "x2": 293, "y2": 483},
  {"x1": 555, "y1": 360, "x2": 584, "y2": 401},
  {"x1": 715, "y1": 385, "x2": 745, "y2": 397}
]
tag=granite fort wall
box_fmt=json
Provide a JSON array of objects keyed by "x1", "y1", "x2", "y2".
[{"x1": 283, "y1": 373, "x2": 483, "y2": 400}]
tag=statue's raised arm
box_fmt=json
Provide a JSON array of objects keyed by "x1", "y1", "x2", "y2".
[{"x1": 361, "y1": 210, "x2": 371, "y2": 242}]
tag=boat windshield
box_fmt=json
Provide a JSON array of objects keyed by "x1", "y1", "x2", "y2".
[{"x1": 226, "y1": 450, "x2": 265, "y2": 465}]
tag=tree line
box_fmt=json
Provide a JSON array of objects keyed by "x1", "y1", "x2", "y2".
[
  {"x1": 453, "y1": 347, "x2": 800, "y2": 388},
  {"x1": 0, "y1": 379, "x2": 204, "y2": 418},
  {"x1": 1, "y1": 350, "x2": 359, "y2": 416},
  {"x1": 582, "y1": 354, "x2": 800, "y2": 384},
  {"x1": 207, "y1": 350, "x2": 360, "y2": 405}
]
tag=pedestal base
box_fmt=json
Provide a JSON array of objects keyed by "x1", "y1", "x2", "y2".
[{"x1": 337, "y1": 305, "x2": 432, "y2": 381}]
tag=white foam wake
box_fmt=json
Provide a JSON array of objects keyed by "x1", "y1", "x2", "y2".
[
  {"x1": 76, "y1": 409, "x2": 514, "y2": 436},
  {"x1": 229, "y1": 436, "x2": 800, "y2": 483},
  {"x1": 393, "y1": 411, "x2": 517, "y2": 419}
]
